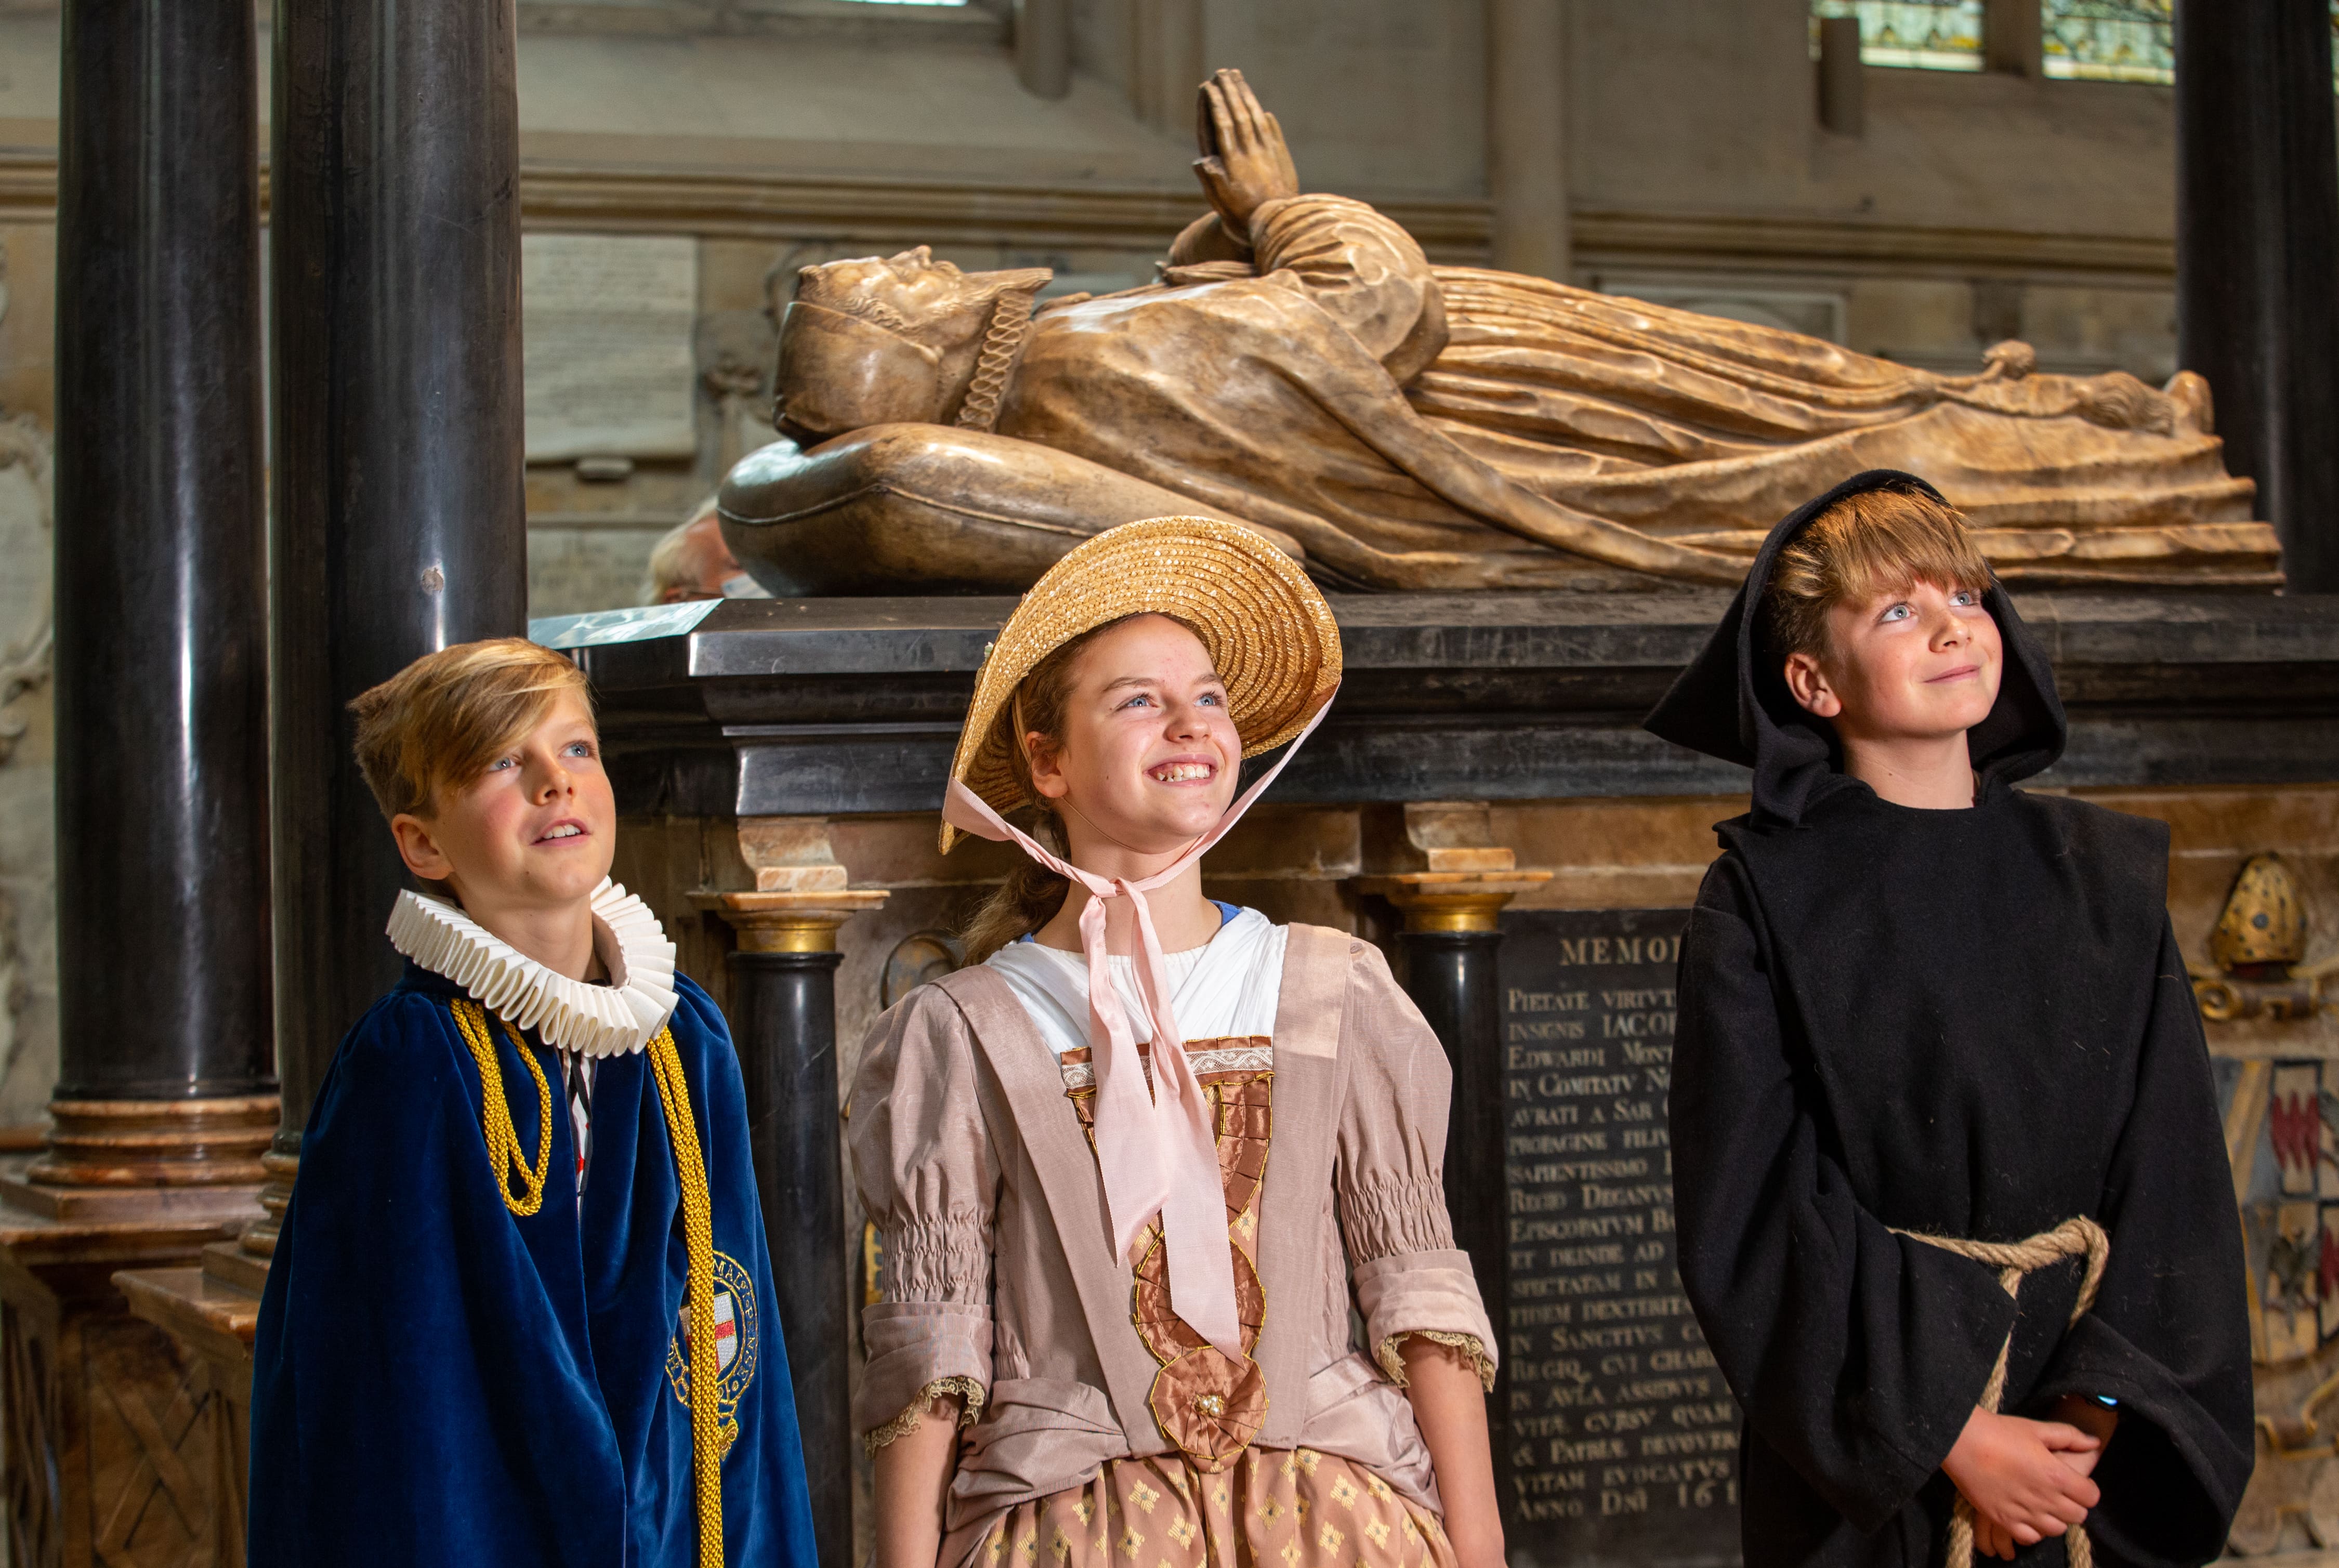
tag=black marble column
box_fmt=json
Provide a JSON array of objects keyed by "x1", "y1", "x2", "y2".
[
  {"x1": 1391, "y1": 926, "x2": 1516, "y2": 1517},
  {"x1": 2175, "y1": 0, "x2": 2339, "y2": 591},
  {"x1": 261, "y1": 0, "x2": 527, "y2": 1219},
  {"x1": 49, "y1": 0, "x2": 273, "y2": 1116},
  {"x1": 729, "y1": 947, "x2": 851, "y2": 1568}
]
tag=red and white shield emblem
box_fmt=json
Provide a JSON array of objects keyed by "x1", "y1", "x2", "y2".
[
  {"x1": 712, "y1": 1290, "x2": 737, "y2": 1372},
  {"x1": 678, "y1": 1289, "x2": 739, "y2": 1372}
]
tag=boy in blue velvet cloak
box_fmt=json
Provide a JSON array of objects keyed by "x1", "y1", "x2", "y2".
[{"x1": 249, "y1": 637, "x2": 819, "y2": 1568}]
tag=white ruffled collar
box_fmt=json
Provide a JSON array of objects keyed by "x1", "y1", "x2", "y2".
[{"x1": 386, "y1": 879, "x2": 681, "y2": 1058}]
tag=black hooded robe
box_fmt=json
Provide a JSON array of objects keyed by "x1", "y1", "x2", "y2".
[{"x1": 1644, "y1": 470, "x2": 2254, "y2": 1568}]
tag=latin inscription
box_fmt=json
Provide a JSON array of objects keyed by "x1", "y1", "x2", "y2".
[
  {"x1": 522, "y1": 233, "x2": 701, "y2": 462},
  {"x1": 1497, "y1": 909, "x2": 1739, "y2": 1568}
]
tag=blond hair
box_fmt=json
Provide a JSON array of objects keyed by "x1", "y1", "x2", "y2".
[
  {"x1": 350, "y1": 638, "x2": 590, "y2": 823},
  {"x1": 1762, "y1": 487, "x2": 1991, "y2": 662}
]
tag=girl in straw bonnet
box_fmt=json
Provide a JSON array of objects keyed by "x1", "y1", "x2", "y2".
[{"x1": 850, "y1": 517, "x2": 1504, "y2": 1568}]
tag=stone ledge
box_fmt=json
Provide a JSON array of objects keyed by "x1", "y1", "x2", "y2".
[
  {"x1": 581, "y1": 590, "x2": 2339, "y2": 817},
  {"x1": 115, "y1": 1266, "x2": 261, "y2": 1361}
]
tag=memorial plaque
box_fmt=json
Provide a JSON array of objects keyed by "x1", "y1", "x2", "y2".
[
  {"x1": 1496, "y1": 908, "x2": 1740, "y2": 1568},
  {"x1": 523, "y1": 233, "x2": 700, "y2": 462}
]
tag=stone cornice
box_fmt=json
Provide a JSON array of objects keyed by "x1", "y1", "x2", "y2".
[
  {"x1": 0, "y1": 147, "x2": 2177, "y2": 281},
  {"x1": 577, "y1": 590, "x2": 2339, "y2": 819}
]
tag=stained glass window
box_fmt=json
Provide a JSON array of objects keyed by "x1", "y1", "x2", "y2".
[
  {"x1": 1809, "y1": 1, "x2": 1985, "y2": 70},
  {"x1": 2042, "y1": 0, "x2": 2174, "y2": 83}
]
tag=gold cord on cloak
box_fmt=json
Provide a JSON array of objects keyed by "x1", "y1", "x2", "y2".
[
  {"x1": 451, "y1": 1001, "x2": 553, "y2": 1216},
  {"x1": 451, "y1": 1001, "x2": 729, "y2": 1568}
]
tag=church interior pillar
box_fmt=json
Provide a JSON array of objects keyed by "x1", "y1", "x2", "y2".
[
  {"x1": 113, "y1": 0, "x2": 525, "y2": 1554},
  {"x1": 1982, "y1": 0, "x2": 2043, "y2": 76},
  {"x1": 41, "y1": 0, "x2": 273, "y2": 1203},
  {"x1": 2176, "y1": 0, "x2": 2339, "y2": 591},
  {"x1": 695, "y1": 816, "x2": 890, "y2": 1568},
  {"x1": 0, "y1": 0, "x2": 275, "y2": 1557},
  {"x1": 1358, "y1": 803, "x2": 1554, "y2": 1531},
  {"x1": 1487, "y1": 0, "x2": 1571, "y2": 281},
  {"x1": 256, "y1": 0, "x2": 529, "y2": 1248},
  {"x1": 1016, "y1": 0, "x2": 1073, "y2": 100}
]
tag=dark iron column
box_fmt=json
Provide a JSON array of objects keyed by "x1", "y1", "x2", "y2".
[
  {"x1": 44, "y1": 0, "x2": 275, "y2": 1183},
  {"x1": 698, "y1": 888, "x2": 886, "y2": 1568},
  {"x1": 2175, "y1": 0, "x2": 2339, "y2": 590},
  {"x1": 1399, "y1": 925, "x2": 1508, "y2": 1301},
  {"x1": 255, "y1": 0, "x2": 528, "y2": 1245},
  {"x1": 733, "y1": 947, "x2": 849, "y2": 1565},
  {"x1": 1363, "y1": 875, "x2": 1531, "y2": 1532},
  {"x1": 14, "y1": 1, "x2": 273, "y2": 1555}
]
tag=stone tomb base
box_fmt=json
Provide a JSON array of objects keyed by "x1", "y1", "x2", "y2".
[{"x1": 617, "y1": 782, "x2": 2339, "y2": 1566}]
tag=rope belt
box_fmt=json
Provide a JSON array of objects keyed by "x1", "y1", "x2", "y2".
[
  {"x1": 1894, "y1": 1217, "x2": 2111, "y2": 1568},
  {"x1": 454, "y1": 1002, "x2": 727, "y2": 1568}
]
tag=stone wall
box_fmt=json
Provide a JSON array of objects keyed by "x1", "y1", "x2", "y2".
[{"x1": 0, "y1": 221, "x2": 51, "y2": 1132}]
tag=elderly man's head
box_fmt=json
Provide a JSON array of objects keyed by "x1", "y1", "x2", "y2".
[
  {"x1": 642, "y1": 501, "x2": 750, "y2": 605},
  {"x1": 773, "y1": 250, "x2": 1052, "y2": 438}
]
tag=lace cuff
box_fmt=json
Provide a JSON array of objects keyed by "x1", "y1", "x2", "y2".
[
  {"x1": 1351, "y1": 1248, "x2": 1499, "y2": 1389},
  {"x1": 1374, "y1": 1330, "x2": 1497, "y2": 1393},
  {"x1": 863, "y1": 1376, "x2": 988, "y2": 1455},
  {"x1": 856, "y1": 1300, "x2": 993, "y2": 1445}
]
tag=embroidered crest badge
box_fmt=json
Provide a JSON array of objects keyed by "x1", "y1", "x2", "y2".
[{"x1": 667, "y1": 1249, "x2": 759, "y2": 1452}]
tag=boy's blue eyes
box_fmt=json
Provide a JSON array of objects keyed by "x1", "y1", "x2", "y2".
[
  {"x1": 1880, "y1": 590, "x2": 1980, "y2": 622},
  {"x1": 486, "y1": 742, "x2": 596, "y2": 771}
]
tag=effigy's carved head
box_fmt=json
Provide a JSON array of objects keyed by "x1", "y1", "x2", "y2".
[{"x1": 775, "y1": 248, "x2": 1052, "y2": 437}]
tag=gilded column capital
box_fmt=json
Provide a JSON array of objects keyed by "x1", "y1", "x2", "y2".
[
  {"x1": 690, "y1": 889, "x2": 891, "y2": 954},
  {"x1": 1355, "y1": 800, "x2": 1551, "y2": 932}
]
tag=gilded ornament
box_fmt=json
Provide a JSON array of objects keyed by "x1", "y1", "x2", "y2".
[{"x1": 2212, "y1": 854, "x2": 2306, "y2": 971}]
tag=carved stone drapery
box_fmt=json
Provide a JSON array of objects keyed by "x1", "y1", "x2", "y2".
[{"x1": 721, "y1": 74, "x2": 2280, "y2": 598}]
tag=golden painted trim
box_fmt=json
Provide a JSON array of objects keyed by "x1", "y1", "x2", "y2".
[
  {"x1": 735, "y1": 916, "x2": 849, "y2": 954},
  {"x1": 2225, "y1": 1057, "x2": 2271, "y2": 1206},
  {"x1": 1355, "y1": 870, "x2": 1554, "y2": 933},
  {"x1": 691, "y1": 887, "x2": 890, "y2": 952},
  {"x1": 1395, "y1": 894, "x2": 1516, "y2": 934}
]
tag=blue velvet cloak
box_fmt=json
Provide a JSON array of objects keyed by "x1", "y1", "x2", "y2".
[{"x1": 248, "y1": 962, "x2": 818, "y2": 1568}]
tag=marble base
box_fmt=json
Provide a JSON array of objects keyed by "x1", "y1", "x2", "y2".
[{"x1": 0, "y1": 1196, "x2": 251, "y2": 1567}]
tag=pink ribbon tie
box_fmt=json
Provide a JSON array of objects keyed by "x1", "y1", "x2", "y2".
[{"x1": 941, "y1": 694, "x2": 1335, "y2": 1359}]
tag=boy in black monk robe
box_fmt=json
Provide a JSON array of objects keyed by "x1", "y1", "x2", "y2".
[{"x1": 1647, "y1": 471, "x2": 2252, "y2": 1568}]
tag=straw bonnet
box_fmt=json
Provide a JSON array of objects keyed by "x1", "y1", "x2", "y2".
[{"x1": 940, "y1": 517, "x2": 1344, "y2": 853}]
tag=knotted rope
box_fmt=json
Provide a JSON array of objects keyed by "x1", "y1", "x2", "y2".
[{"x1": 1895, "y1": 1217, "x2": 2111, "y2": 1568}]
